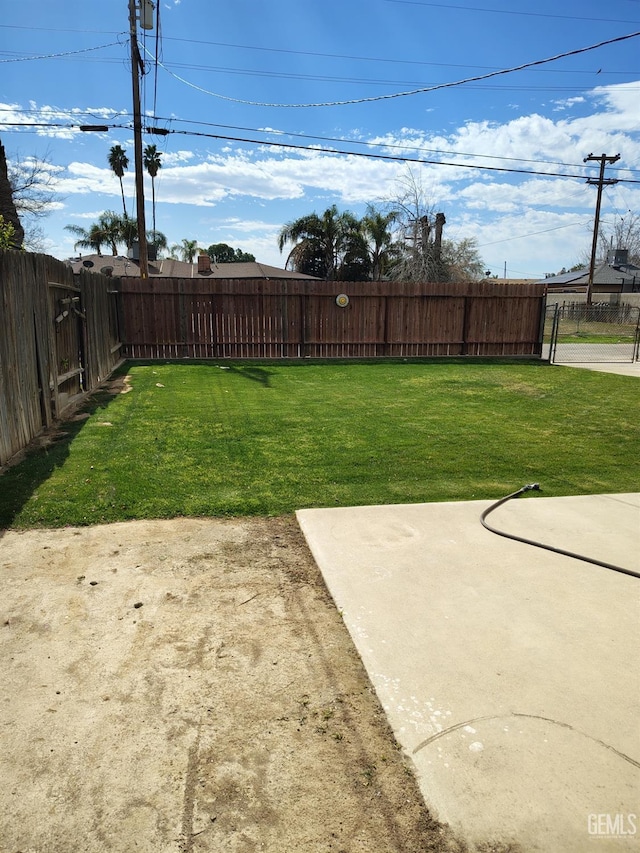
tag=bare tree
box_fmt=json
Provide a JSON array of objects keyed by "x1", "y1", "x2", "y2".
[
  {"x1": 6, "y1": 148, "x2": 60, "y2": 251},
  {"x1": 599, "y1": 211, "x2": 640, "y2": 264},
  {"x1": 441, "y1": 237, "x2": 485, "y2": 282},
  {"x1": 8, "y1": 151, "x2": 59, "y2": 217},
  {"x1": 386, "y1": 168, "x2": 448, "y2": 282},
  {"x1": 383, "y1": 167, "x2": 484, "y2": 282}
]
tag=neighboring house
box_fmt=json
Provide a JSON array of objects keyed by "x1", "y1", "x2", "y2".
[
  {"x1": 66, "y1": 253, "x2": 319, "y2": 280},
  {"x1": 539, "y1": 249, "x2": 640, "y2": 294}
]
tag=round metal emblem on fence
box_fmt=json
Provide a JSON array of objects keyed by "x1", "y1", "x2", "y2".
[{"x1": 335, "y1": 293, "x2": 349, "y2": 307}]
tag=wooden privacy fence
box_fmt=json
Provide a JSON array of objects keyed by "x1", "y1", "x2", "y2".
[
  {"x1": 1, "y1": 263, "x2": 545, "y2": 467},
  {"x1": 0, "y1": 250, "x2": 122, "y2": 467},
  {"x1": 120, "y1": 278, "x2": 545, "y2": 360}
]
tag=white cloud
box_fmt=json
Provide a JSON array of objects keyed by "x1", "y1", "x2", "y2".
[
  {"x1": 454, "y1": 178, "x2": 589, "y2": 212},
  {"x1": 10, "y1": 79, "x2": 640, "y2": 275},
  {"x1": 67, "y1": 209, "x2": 110, "y2": 220},
  {"x1": 159, "y1": 150, "x2": 195, "y2": 166},
  {"x1": 552, "y1": 96, "x2": 586, "y2": 112},
  {"x1": 57, "y1": 162, "x2": 127, "y2": 198}
]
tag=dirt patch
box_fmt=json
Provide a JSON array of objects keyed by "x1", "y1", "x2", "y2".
[{"x1": 0, "y1": 515, "x2": 474, "y2": 852}]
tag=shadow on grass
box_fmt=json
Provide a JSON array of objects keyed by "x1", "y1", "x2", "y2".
[
  {"x1": 0, "y1": 370, "x2": 128, "y2": 531},
  {"x1": 225, "y1": 364, "x2": 276, "y2": 386}
]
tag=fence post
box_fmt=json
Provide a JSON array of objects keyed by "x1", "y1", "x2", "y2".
[
  {"x1": 461, "y1": 296, "x2": 470, "y2": 356},
  {"x1": 300, "y1": 293, "x2": 307, "y2": 358},
  {"x1": 549, "y1": 303, "x2": 559, "y2": 363},
  {"x1": 383, "y1": 294, "x2": 390, "y2": 356},
  {"x1": 178, "y1": 279, "x2": 188, "y2": 358}
]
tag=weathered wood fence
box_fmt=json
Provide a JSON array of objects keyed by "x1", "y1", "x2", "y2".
[
  {"x1": 120, "y1": 278, "x2": 545, "y2": 360},
  {"x1": 1, "y1": 257, "x2": 545, "y2": 467},
  {"x1": 0, "y1": 250, "x2": 122, "y2": 466}
]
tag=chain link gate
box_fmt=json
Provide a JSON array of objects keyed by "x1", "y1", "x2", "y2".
[{"x1": 546, "y1": 302, "x2": 640, "y2": 363}]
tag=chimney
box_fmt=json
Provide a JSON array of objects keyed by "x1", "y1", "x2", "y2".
[
  {"x1": 197, "y1": 253, "x2": 211, "y2": 275},
  {"x1": 606, "y1": 248, "x2": 629, "y2": 268}
]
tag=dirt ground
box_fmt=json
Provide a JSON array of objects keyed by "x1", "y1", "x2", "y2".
[{"x1": 0, "y1": 514, "x2": 476, "y2": 853}]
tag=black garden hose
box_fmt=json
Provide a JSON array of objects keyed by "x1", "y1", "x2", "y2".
[{"x1": 480, "y1": 484, "x2": 640, "y2": 580}]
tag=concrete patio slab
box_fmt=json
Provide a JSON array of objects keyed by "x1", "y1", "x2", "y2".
[
  {"x1": 550, "y1": 359, "x2": 640, "y2": 377},
  {"x1": 297, "y1": 493, "x2": 640, "y2": 853}
]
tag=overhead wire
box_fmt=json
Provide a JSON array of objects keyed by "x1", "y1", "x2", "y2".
[
  {"x1": 157, "y1": 35, "x2": 638, "y2": 76},
  {"x1": 0, "y1": 41, "x2": 123, "y2": 63},
  {"x1": 385, "y1": 0, "x2": 640, "y2": 26},
  {"x1": 141, "y1": 125, "x2": 640, "y2": 183},
  {"x1": 153, "y1": 2, "x2": 162, "y2": 118},
  {"x1": 2, "y1": 116, "x2": 640, "y2": 184},
  {"x1": 2, "y1": 101, "x2": 640, "y2": 177},
  {"x1": 141, "y1": 30, "x2": 640, "y2": 108},
  {"x1": 141, "y1": 114, "x2": 640, "y2": 175},
  {"x1": 477, "y1": 220, "x2": 594, "y2": 249},
  {"x1": 126, "y1": 59, "x2": 640, "y2": 92}
]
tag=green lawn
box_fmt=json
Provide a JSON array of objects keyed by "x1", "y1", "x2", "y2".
[{"x1": 1, "y1": 360, "x2": 638, "y2": 528}]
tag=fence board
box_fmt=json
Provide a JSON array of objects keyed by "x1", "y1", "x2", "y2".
[
  {"x1": 0, "y1": 250, "x2": 122, "y2": 467},
  {"x1": 119, "y1": 278, "x2": 545, "y2": 361}
]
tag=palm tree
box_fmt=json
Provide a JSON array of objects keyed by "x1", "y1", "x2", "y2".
[
  {"x1": 119, "y1": 214, "x2": 137, "y2": 252},
  {"x1": 65, "y1": 223, "x2": 106, "y2": 255},
  {"x1": 65, "y1": 211, "x2": 167, "y2": 259},
  {"x1": 361, "y1": 206, "x2": 399, "y2": 281},
  {"x1": 148, "y1": 229, "x2": 168, "y2": 258},
  {"x1": 108, "y1": 145, "x2": 129, "y2": 218},
  {"x1": 178, "y1": 238, "x2": 198, "y2": 263},
  {"x1": 65, "y1": 211, "x2": 124, "y2": 256},
  {"x1": 97, "y1": 211, "x2": 126, "y2": 255},
  {"x1": 143, "y1": 144, "x2": 162, "y2": 235},
  {"x1": 278, "y1": 205, "x2": 364, "y2": 280}
]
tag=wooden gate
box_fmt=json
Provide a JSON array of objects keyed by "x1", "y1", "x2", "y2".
[
  {"x1": 0, "y1": 250, "x2": 123, "y2": 467},
  {"x1": 49, "y1": 277, "x2": 86, "y2": 415}
]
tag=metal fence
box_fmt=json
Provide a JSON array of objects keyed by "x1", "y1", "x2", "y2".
[{"x1": 546, "y1": 302, "x2": 640, "y2": 363}]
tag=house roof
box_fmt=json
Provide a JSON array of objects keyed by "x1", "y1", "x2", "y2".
[
  {"x1": 539, "y1": 257, "x2": 640, "y2": 290},
  {"x1": 67, "y1": 255, "x2": 319, "y2": 279}
]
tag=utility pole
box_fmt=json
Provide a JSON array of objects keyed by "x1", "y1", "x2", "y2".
[
  {"x1": 128, "y1": 0, "x2": 153, "y2": 279},
  {"x1": 584, "y1": 153, "x2": 619, "y2": 305}
]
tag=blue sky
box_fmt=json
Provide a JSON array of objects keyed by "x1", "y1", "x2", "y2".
[{"x1": 1, "y1": 0, "x2": 639, "y2": 277}]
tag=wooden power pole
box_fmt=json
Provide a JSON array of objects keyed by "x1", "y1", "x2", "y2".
[
  {"x1": 584, "y1": 153, "x2": 619, "y2": 305},
  {"x1": 128, "y1": 0, "x2": 152, "y2": 279}
]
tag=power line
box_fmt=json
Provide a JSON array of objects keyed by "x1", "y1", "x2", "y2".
[
  {"x1": 142, "y1": 30, "x2": 640, "y2": 108},
  {"x1": 5, "y1": 102, "x2": 638, "y2": 174},
  {"x1": 143, "y1": 113, "x2": 640, "y2": 174},
  {"x1": 157, "y1": 36, "x2": 637, "y2": 76},
  {"x1": 133, "y1": 59, "x2": 640, "y2": 91},
  {"x1": 385, "y1": 0, "x2": 640, "y2": 25},
  {"x1": 143, "y1": 124, "x2": 640, "y2": 183},
  {"x1": 0, "y1": 40, "x2": 124, "y2": 63},
  {"x1": 2, "y1": 103, "x2": 640, "y2": 176},
  {"x1": 0, "y1": 24, "x2": 123, "y2": 34},
  {"x1": 2, "y1": 115, "x2": 639, "y2": 183},
  {"x1": 477, "y1": 220, "x2": 592, "y2": 248}
]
